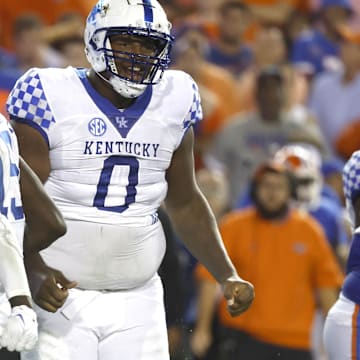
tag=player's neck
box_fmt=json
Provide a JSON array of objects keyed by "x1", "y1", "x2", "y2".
[{"x1": 86, "y1": 69, "x2": 135, "y2": 109}]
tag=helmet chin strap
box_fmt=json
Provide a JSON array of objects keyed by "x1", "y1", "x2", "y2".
[{"x1": 95, "y1": 71, "x2": 146, "y2": 98}]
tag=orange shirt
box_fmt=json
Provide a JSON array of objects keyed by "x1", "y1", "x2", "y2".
[
  {"x1": 0, "y1": 90, "x2": 10, "y2": 116},
  {"x1": 0, "y1": 0, "x2": 94, "y2": 49},
  {"x1": 242, "y1": 0, "x2": 311, "y2": 12},
  {"x1": 198, "y1": 62, "x2": 242, "y2": 135},
  {"x1": 196, "y1": 207, "x2": 343, "y2": 350}
]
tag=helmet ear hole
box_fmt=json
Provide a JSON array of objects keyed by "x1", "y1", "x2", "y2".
[{"x1": 289, "y1": 172, "x2": 298, "y2": 200}]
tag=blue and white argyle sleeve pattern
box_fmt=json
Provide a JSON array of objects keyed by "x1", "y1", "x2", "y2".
[
  {"x1": 343, "y1": 150, "x2": 360, "y2": 202},
  {"x1": 182, "y1": 81, "x2": 203, "y2": 131},
  {"x1": 6, "y1": 68, "x2": 55, "y2": 145}
]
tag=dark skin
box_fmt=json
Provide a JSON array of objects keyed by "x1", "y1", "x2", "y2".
[
  {"x1": 354, "y1": 197, "x2": 360, "y2": 228},
  {"x1": 256, "y1": 77, "x2": 284, "y2": 123},
  {"x1": 7, "y1": 157, "x2": 68, "y2": 311},
  {"x1": 13, "y1": 37, "x2": 254, "y2": 317},
  {"x1": 14, "y1": 121, "x2": 253, "y2": 317}
]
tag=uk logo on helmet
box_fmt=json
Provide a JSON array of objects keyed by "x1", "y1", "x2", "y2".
[
  {"x1": 88, "y1": 118, "x2": 107, "y2": 136},
  {"x1": 88, "y1": 0, "x2": 108, "y2": 23}
]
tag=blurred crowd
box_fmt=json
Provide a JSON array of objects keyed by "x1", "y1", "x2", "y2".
[{"x1": 1, "y1": 0, "x2": 360, "y2": 359}]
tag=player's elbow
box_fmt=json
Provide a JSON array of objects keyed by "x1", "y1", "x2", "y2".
[
  {"x1": 46, "y1": 212, "x2": 67, "y2": 241},
  {"x1": 43, "y1": 201, "x2": 67, "y2": 239},
  {"x1": 25, "y1": 212, "x2": 67, "y2": 253}
]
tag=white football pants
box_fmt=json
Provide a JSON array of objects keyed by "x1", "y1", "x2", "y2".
[
  {"x1": 323, "y1": 292, "x2": 360, "y2": 360},
  {"x1": 21, "y1": 275, "x2": 169, "y2": 360}
]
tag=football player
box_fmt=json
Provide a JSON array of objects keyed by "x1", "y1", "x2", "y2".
[
  {"x1": 0, "y1": 112, "x2": 66, "y2": 357},
  {"x1": 324, "y1": 150, "x2": 360, "y2": 359},
  {"x1": 6, "y1": 1, "x2": 254, "y2": 359}
]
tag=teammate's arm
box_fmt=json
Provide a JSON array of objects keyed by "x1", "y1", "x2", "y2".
[
  {"x1": 0, "y1": 213, "x2": 39, "y2": 352},
  {"x1": 0, "y1": 138, "x2": 38, "y2": 352},
  {"x1": 164, "y1": 128, "x2": 254, "y2": 316},
  {"x1": 13, "y1": 122, "x2": 77, "y2": 312},
  {"x1": 0, "y1": 213, "x2": 31, "y2": 305}
]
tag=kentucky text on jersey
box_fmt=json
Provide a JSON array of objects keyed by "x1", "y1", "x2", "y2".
[
  {"x1": 6, "y1": 67, "x2": 202, "y2": 224},
  {"x1": 83, "y1": 140, "x2": 160, "y2": 157}
]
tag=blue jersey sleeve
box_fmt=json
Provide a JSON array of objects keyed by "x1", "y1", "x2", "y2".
[
  {"x1": 343, "y1": 150, "x2": 360, "y2": 202},
  {"x1": 6, "y1": 68, "x2": 55, "y2": 146},
  {"x1": 182, "y1": 81, "x2": 202, "y2": 132}
]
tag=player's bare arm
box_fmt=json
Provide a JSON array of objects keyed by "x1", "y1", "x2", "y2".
[
  {"x1": 13, "y1": 122, "x2": 78, "y2": 312},
  {"x1": 164, "y1": 128, "x2": 254, "y2": 316},
  {"x1": 14, "y1": 123, "x2": 51, "y2": 183},
  {"x1": 19, "y1": 157, "x2": 66, "y2": 252}
]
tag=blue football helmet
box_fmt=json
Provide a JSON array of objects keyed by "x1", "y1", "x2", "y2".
[
  {"x1": 84, "y1": 0, "x2": 174, "y2": 98},
  {"x1": 343, "y1": 150, "x2": 360, "y2": 227}
]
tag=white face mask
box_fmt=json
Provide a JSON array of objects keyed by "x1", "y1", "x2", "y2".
[
  {"x1": 108, "y1": 75, "x2": 147, "y2": 98},
  {"x1": 297, "y1": 182, "x2": 321, "y2": 203},
  {"x1": 94, "y1": 70, "x2": 147, "y2": 98}
]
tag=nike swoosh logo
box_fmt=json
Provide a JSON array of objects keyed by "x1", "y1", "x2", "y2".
[{"x1": 15, "y1": 314, "x2": 25, "y2": 326}]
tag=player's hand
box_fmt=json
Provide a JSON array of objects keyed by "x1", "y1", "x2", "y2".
[
  {"x1": 0, "y1": 305, "x2": 38, "y2": 352},
  {"x1": 221, "y1": 276, "x2": 254, "y2": 317},
  {"x1": 25, "y1": 253, "x2": 78, "y2": 312},
  {"x1": 35, "y1": 267, "x2": 78, "y2": 312}
]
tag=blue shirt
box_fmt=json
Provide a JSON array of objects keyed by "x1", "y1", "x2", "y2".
[
  {"x1": 310, "y1": 197, "x2": 348, "y2": 249},
  {"x1": 342, "y1": 232, "x2": 360, "y2": 304},
  {"x1": 0, "y1": 48, "x2": 21, "y2": 92},
  {"x1": 207, "y1": 43, "x2": 253, "y2": 76},
  {"x1": 0, "y1": 69, "x2": 22, "y2": 91},
  {"x1": 291, "y1": 29, "x2": 339, "y2": 75}
]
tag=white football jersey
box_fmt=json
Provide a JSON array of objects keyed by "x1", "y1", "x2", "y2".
[
  {"x1": 0, "y1": 114, "x2": 26, "y2": 296},
  {"x1": 7, "y1": 67, "x2": 202, "y2": 226},
  {"x1": 6, "y1": 67, "x2": 202, "y2": 289},
  {"x1": 0, "y1": 114, "x2": 24, "y2": 243}
]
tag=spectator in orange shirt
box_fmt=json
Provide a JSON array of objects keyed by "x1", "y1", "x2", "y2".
[
  {"x1": 191, "y1": 161, "x2": 343, "y2": 360},
  {"x1": 46, "y1": 12, "x2": 88, "y2": 68},
  {"x1": 0, "y1": 0, "x2": 93, "y2": 50},
  {"x1": 243, "y1": 0, "x2": 311, "y2": 27},
  {"x1": 10, "y1": 14, "x2": 65, "y2": 73}
]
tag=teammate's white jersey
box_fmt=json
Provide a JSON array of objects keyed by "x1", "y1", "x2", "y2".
[
  {"x1": 0, "y1": 114, "x2": 26, "y2": 298},
  {"x1": 0, "y1": 114, "x2": 24, "y2": 244},
  {"x1": 6, "y1": 67, "x2": 202, "y2": 290},
  {"x1": 7, "y1": 67, "x2": 202, "y2": 226}
]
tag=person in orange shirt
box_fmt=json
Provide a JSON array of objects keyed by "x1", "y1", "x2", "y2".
[
  {"x1": 0, "y1": 0, "x2": 94, "y2": 50},
  {"x1": 243, "y1": 0, "x2": 311, "y2": 26},
  {"x1": 191, "y1": 161, "x2": 343, "y2": 360}
]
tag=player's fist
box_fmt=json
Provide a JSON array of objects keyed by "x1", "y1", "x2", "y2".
[
  {"x1": 25, "y1": 253, "x2": 78, "y2": 312},
  {"x1": 0, "y1": 305, "x2": 38, "y2": 352},
  {"x1": 222, "y1": 276, "x2": 254, "y2": 317},
  {"x1": 34, "y1": 267, "x2": 77, "y2": 313}
]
